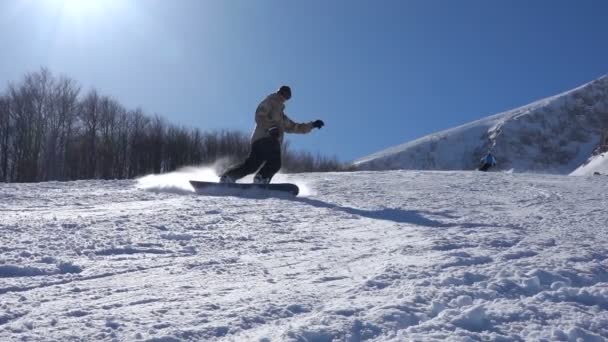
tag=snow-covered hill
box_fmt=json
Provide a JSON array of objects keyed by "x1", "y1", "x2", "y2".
[
  {"x1": 571, "y1": 152, "x2": 608, "y2": 176},
  {"x1": 355, "y1": 75, "x2": 608, "y2": 174},
  {"x1": 2, "y1": 169, "x2": 608, "y2": 341}
]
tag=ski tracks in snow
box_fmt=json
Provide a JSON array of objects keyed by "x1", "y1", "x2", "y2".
[{"x1": 1, "y1": 171, "x2": 608, "y2": 341}]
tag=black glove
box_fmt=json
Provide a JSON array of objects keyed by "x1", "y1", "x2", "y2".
[{"x1": 312, "y1": 120, "x2": 324, "y2": 129}]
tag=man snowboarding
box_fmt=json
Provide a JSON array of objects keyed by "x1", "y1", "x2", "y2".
[
  {"x1": 479, "y1": 151, "x2": 497, "y2": 172},
  {"x1": 219, "y1": 85, "x2": 324, "y2": 184}
]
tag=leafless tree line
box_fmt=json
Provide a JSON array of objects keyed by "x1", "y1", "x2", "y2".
[{"x1": 0, "y1": 68, "x2": 351, "y2": 183}]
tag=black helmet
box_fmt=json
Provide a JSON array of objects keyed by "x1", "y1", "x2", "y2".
[{"x1": 278, "y1": 85, "x2": 292, "y2": 100}]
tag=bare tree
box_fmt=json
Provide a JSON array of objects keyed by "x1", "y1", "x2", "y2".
[
  {"x1": 97, "y1": 96, "x2": 126, "y2": 179},
  {"x1": 113, "y1": 111, "x2": 130, "y2": 178},
  {"x1": 79, "y1": 90, "x2": 102, "y2": 178},
  {"x1": 42, "y1": 76, "x2": 80, "y2": 180},
  {"x1": 148, "y1": 115, "x2": 166, "y2": 174},
  {"x1": 0, "y1": 95, "x2": 10, "y2": 181},
  {"x1": 8, "y1": 78, "x2": 38, "y2": 182},
  {"x1": 0, "y1": 69, "x2": 350, "y2": 182},
  {"x1": 127, "y1": 109, "x2": 151, "y2": 177}
]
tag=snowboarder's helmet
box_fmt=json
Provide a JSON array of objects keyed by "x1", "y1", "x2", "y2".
[{"x1": 278, "y1": 85, "x2": 292, "y2": 100}]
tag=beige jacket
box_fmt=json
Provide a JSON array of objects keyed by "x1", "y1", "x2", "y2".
[{"x1": 251, "y1": 93, "x2": 314, "y2": 143}]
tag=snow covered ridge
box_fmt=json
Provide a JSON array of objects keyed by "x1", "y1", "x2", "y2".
[
  {"x1": 355, "y1": 74, "x2": 608, "y2": 174},
  {"x1": 2, "y1": 170, "x2": 608, "y2": 341},
  {"x1": 571, "y1": 152, "x2": 608, "y2": 176}
]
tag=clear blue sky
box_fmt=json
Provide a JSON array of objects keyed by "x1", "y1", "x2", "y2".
[{"x1": 1, "y1": 0, "x2": 607, "y2": 161}]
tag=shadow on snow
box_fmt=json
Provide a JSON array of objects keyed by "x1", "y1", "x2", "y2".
[
  {"x1": 184, "y1": 186, "x2": 519, "y2": 229},
  {"x1": 293, "y1": 197, "x2": 501, "y2": 228}
]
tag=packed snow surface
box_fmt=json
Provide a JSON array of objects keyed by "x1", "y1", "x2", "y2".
[{"x1": 1, "y1": 168, "x2": 608, "y2": 341}]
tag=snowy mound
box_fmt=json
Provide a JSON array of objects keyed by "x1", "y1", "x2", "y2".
[
  {"x1": 355, "y1": 75, "x2": 608, "y2": 174},
  {"x1": 571, "y1": 152, "x2": 608, "y2": 176},
  {"x1": 2, "y1": 170, "x2": 608, "y2": 341}
]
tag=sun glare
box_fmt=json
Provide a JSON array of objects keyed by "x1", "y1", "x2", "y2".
[
  {"x1": 38, "y1": 0, "x2": 133, "y2": 31},
  {"x1": 34, "y1": 0, "x2": 134, "y2": 44},
  {"x1": 59, "y1": 0, "x2": 105, "y2": 16},
  {"x1": 41, "y1": 0, "x2": 126, "y2": 20}
]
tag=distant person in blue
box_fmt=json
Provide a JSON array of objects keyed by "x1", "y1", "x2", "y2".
[{"x1": 479, "y1": 152, "x2": 497, "y2": 172}]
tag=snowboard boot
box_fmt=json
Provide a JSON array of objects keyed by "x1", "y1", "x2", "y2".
[{"x1": 253, "y1": 174, "x2": 271, "y2": 184}]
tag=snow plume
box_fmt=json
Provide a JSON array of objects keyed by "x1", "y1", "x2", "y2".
[
  {"x1": 135, "y1": 161, "x2": 315, "y2": 196},
  {"x1": 295, "y1": 181, "x2": 314, "y2": 197},
  {"x1": 268, "y1": 173, "x2": 315, "y2": 197},
  {"x1": 136, "y1": 165, "x2": 220, "y2": 194}
]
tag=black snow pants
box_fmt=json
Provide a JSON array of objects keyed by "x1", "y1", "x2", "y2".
[{"x1": 222, "y1": 137, "x2": 282, "y2": 182}]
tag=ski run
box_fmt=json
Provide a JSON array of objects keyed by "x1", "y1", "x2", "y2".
[{"x1": 1, "y1": 168, "x2": 608, "y2": 341}]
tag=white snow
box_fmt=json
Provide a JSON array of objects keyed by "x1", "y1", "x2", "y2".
[
  {"x1": 355, "y1": 75, "x2": 608, "y2": 174},
  {"x1": 571, "y1": 152, "x2": 608, "y2": 176},
  {"x1": 1, "y1": 168, "x2": 608, "y2": 341}
]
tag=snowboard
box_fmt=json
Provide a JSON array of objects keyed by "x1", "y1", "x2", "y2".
[{"x1": 189, "y1": 180, "x2": 299, "y2": 196}]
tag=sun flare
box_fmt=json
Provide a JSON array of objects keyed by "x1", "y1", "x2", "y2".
[
  {"x1": 59, "y1": 0, "x2": 105, "y2": 16},
  {"x1": 40, "y1": 0, "x2": 126, "y2": 20},
  {"x1": 37, "y1": 0, "x2": 132, "y2": 30}
]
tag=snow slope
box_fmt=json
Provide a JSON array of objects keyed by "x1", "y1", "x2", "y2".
[
  {"x1": 1, "y1": 168, "x2": 608, "y2": 341},
  {"x1": 571, "y1": 152, "x2": 608, "y2": 176},
  {"x1": 355, "y1": 75, "x2": 608, "y2": 174}
]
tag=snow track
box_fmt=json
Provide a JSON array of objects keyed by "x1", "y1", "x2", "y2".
[{"x1": 1, "y1": 170, "x2": 607, "y2": 341}]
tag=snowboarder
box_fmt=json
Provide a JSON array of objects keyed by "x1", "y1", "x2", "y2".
[
  {"x1": 479, "y1": 151, "x2": 497, "y2": 172},
  {"x1": 219, "y1": 85, "x2": 324, "y2": 184}
]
